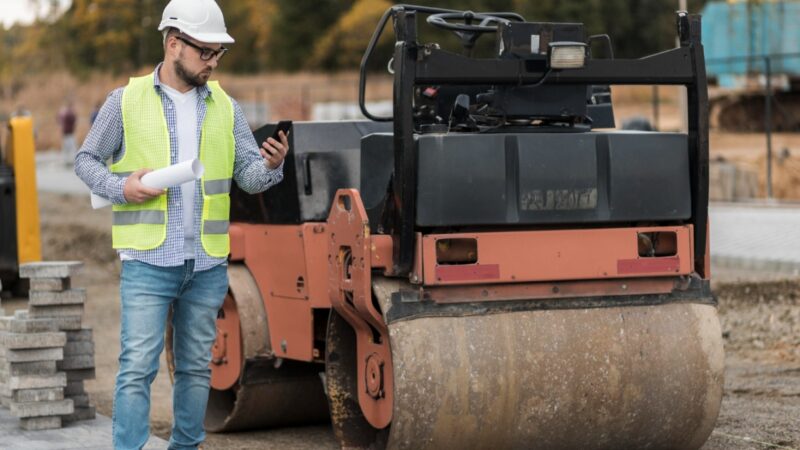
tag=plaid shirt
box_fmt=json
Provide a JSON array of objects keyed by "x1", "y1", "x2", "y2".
[{"x1": 75, "y1": 64, "x2": 283, "y2": 271}]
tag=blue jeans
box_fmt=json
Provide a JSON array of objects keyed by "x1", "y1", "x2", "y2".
[{"x1": 113, "y1": 260, "x2": 228, "y2": 450}]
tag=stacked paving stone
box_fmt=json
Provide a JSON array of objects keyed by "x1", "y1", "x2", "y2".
[
  {"x1": 0, "y1": 306, "x2": 73, "y2": 429},
  {"x1": 0, "y1": 278, "x2": 5, "y2": 407},
  {"x1": 18, "y1": 261, "x2": 97, "y2": 425},
  {"x1": 59, "y1": 328, "x2": 96, "y2": 422}
]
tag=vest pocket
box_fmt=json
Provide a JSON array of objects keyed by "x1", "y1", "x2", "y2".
[
  {"x1": 201, "y1": 194, "x2": 231, "y2": 257},
  {"x1": 111, "y1": 194, "x2": 168, "y2": 250}
]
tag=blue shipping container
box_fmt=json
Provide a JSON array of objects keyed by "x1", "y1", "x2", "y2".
[{"x1": 702, "y1": 0, "x2": 800, "y2": 87}]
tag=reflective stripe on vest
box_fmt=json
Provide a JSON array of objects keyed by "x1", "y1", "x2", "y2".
[
  {"x1": 113, "y1": 210, "x2": 166, "y2": 226},
  {"x1": 203, "y1": 220, "x2": 230, "y2": 234},
  {"x1": 204, "y1": 178, "x2": 232, "y2": 195},
  {"x1": 111, "y1": 74, "x2": 235, "y2": 256}
]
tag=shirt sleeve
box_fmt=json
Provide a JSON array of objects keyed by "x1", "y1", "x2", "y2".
[
  {"x1": 231, "y1": 98, "x2": 284, "y2": 194},
  {"x1": 73, "y1": 88, "x2": 128, "y2": 205}
]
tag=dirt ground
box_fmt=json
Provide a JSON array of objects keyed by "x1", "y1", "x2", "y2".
[{"x1": 3, "y1": 191, "x2": 797, "y2": 449}]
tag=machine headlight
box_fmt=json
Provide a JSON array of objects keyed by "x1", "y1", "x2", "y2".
[{"x1": 548, "y1": 42, "x2": 588, "y2": 69}]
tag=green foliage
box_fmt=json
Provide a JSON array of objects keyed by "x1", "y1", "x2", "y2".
[
  {"x1": 308, "y1": 0, "x2": 393, "y2": 71},
  {"x1": 0, "y1": 0, "x2": 710, "y2": 77},
  {"x1": 220, "y1": 0, "x2": 277, "y2": 73},
  {"x1": 268, "y1": 0, "x2": 356, "y2": 71},
  {"x1": 55, "y1": 0, "x2": 164, "y2": 75}
]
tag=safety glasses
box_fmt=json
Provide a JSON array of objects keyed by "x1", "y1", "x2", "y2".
[{"x1": 176, "y1": 36, "x2": 228, "y2": 62}]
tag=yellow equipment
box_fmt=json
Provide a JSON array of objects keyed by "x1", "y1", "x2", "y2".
[{"x1": 0, "y1": 116, "x2": 42, "y2": 292}]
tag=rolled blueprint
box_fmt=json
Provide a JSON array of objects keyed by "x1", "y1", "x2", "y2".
[{"x1": 90, "y1": 159, "x2": 205, "y2": 209}]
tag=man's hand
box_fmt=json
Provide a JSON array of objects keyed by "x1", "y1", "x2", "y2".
[
  {"x1": 123, "y1": 169, "x2": 164, "y2": 203},
  {"x1": 261, "y1": 130, "x2": 289, "y2": 170}
]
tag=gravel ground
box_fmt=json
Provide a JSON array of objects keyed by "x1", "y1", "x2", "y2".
[{"x1": 5, "y1": 192, "x2": 796, "y2": 449}]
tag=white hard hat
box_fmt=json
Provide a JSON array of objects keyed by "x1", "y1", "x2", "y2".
[{"x1": 158, "y1": 0, "x2": 234, "y2": 44}]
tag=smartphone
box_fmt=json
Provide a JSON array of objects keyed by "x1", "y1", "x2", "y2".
[{"x1": 271, "y1": 120, "x2": 292, "y2": 141}]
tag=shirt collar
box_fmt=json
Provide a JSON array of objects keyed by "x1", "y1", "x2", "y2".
[{"x1": 153, "y1": 63, "x2": 211, "y2": 100}]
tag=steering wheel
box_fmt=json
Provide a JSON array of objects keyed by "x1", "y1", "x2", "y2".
[
  {"x1": 427, "y1": 11, "x2": 525, "y2": 53},
  {"x1": 427, "y1": 11, "x2": 524, "y2": 33}
]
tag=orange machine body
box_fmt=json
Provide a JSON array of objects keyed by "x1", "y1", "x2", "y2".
[{"x1": 214, "y1": 210, "x2": 698, "y2": 394}]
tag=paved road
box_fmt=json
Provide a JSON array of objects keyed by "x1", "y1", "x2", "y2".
[
  {"x1": 0, "y1": 407, "x2": 167, "y2": 450},
  {"x1": 35, "y1": 154, "x2": 89, "y2": 196},
  {"x1": 711, "y1": 203, "x2": 800, "y2": 274}
]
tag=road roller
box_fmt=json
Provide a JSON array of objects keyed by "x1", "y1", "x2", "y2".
[{"x1": 169, "y1": 5, "x2": 724, "y2": 449}]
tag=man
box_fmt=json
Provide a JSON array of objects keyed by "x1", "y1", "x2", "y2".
[
  {"x1": 74, "y1": 1, "x2": 289, "y2": 448},
  {"x1": 58, "y1": 100, "x2": 77, "y2": 165}
]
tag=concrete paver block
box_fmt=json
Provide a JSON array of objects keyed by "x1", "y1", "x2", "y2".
[
  {"x1": 2, "y1": 360, "x2": 57, "y2": 376},
  {"x1": 6, "y1": 347, "x2": 63, "y2": 363},
  {"x1": 10, "y1": 398, "x2": 73, "y2": 418},
  {"x1": 47, "y1": 316, "x2": 83, "y2": 331},
  {"x1": 29, "y1": 289, "x2": 87, "y2": 306},
  {"x1": 65, "y1": 328, "x2": 93, "y2": 342},
  {"x1": 28, "y1": 304, "x2": 84, "y2": 319},
  {"x1": 64, "y1": 381, "x2": 85, "y2": 396},
  {"x1": 0, "y1": 332, "x2": 67, "y2": 349},
  {"x1": 19, "y1": 262, "x2": 83, "y2": 279},
  {"x1": 64, "y1": 341, "x2": 94, "y2": 356},
  {"x1": 13, "y1": 387, "x2": 64, "y2": 403},
  {"x1": 3, "y1": 315, "x2": 82, "y2": 332},
  {"x1": 0, "y1": 317, "x2": 7, "y2": 332},
  {"x1": 3, "y1": 317, "x2": 60, "y2": 333},
  {"x1": 58, "y1": 355, "x2": 95, "y2": 371},
  {"x1": 0, "y1": 395, "x2": 10, "y2": 408},
  {"x1": 19, "y1": 415, "x2": 62, "y2": 430},
  {"x1": 29, "y1": 278, "x2": 71, "y2": 292},
  {"x1": 65, "y1": 368, "x2": 95, "y2": 381},
  {"x1": 67, "y1": 393, "x2": 90, "y2": 408},
  {"x1": 8, "y1": 372, "x2": 67, "y2": 390},
  {"x1": 62, "y1": 405, "x2": 95, "y2": 423}
]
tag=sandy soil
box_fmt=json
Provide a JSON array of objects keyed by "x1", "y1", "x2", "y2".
[{"x1": 3, "y1": 191, "x2": 795, "y2": 449}]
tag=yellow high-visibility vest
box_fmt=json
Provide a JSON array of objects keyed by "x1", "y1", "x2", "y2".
[{"x1": 111, "y1": 73, "x2": 234, "y2": 257}]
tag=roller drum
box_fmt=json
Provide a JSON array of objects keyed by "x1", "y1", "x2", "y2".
[
  {"x1": 383, "y1": 302, "x2": 723, "y2": 450},
  {"x1": 206, "y1": 369, "x2": 329, "y2": 432}
]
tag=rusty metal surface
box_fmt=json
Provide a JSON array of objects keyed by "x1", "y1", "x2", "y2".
[
  {"x1": 261, "y1": 226, "x2": 309, "y2": 300},
  {"x1": 204, "y1": 263, "x2": 330, "y2": 433},
  {"x1": 327, "y1": 189, "x2": 394, "y2": 429},
  {"x1": 207, "y1": 264, "x2": 269, "y2": 390},
  {"x1": 229, "y1": 223, "x2": 246, "y2": 261},
  {"x1": 422, "y1": 277, "x2": 677, "y2": 304},
  {"x1": 302, "y1": 223, "x2": 333, "y2": 309},
  {"x1": 228, "y1": 264, "x2": 271, "y2": 360},
  {"x1": 239, "y1": 224, "x2": 316, "y2": 362},
  {"x1": 370, "y1": 234, "x2": 394, "y2": 272},
  {"x1": 325, "y1": 309, "x2": 389, "y2": 449},
  {"x1": 383, "y1": 302, "x2": 724, "y2": 450},
  {"x1": 420, "y1": 225, "x2": 694, "y2": 286},
  {"x1": 210, "y1": 294, "x2": 242, "y2": 390}
]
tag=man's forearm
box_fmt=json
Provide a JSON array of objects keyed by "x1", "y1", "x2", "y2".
[
  {"x1": 235, "y1": 160, "x2": 284, "y2": 194},
  {"x1": 74, "y1": 152, "x2": 128, "y2": 204},
  {"x1": 74, "y1": 88, "x2": 128, "y2": 204}
]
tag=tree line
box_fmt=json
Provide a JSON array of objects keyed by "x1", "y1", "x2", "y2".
[{"x1": 1, "y1": 0, "x2": 709, "y2": 79}]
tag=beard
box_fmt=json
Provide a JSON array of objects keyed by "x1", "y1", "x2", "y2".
[{"x1": 175, "y1": 55, "x2": 211, "y2": 88}]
